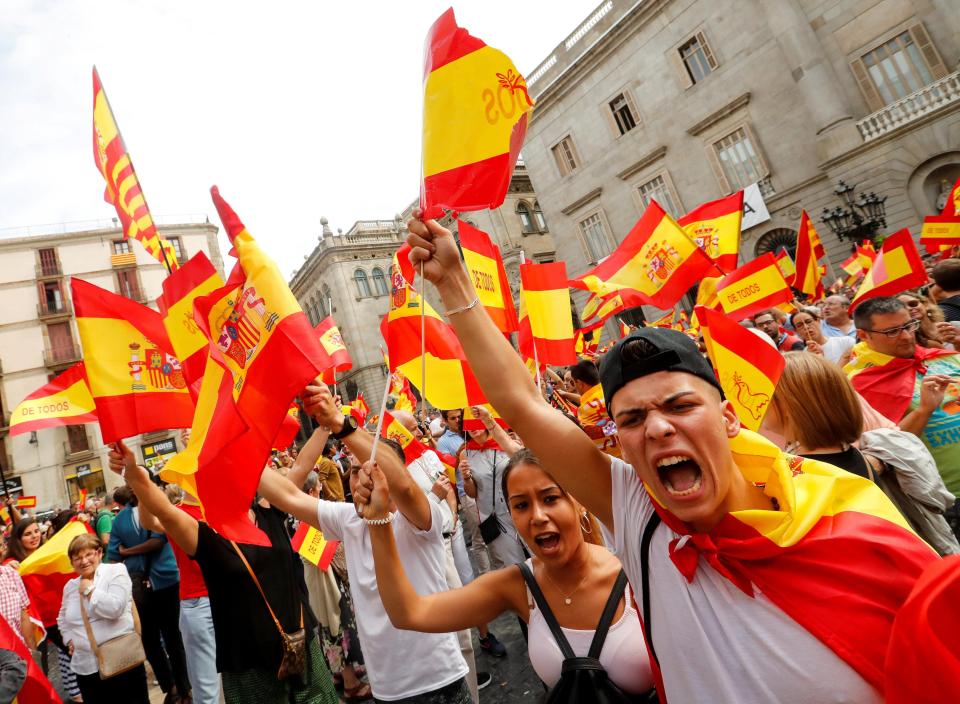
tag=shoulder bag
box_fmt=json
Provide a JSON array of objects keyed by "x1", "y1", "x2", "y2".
[
  {"x1": 79, "y1": 584, "x2": 146, "y2": 679},
  {"x1": 478, "y1": 450, "x2": 503, "y2": 543}
]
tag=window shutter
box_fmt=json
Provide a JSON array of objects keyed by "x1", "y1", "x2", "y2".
[
  {"x1": 705, "y1": 144, "x2": 731, "y2": 195},
  {"x1": 552, "y1": 144, "x2": 568, "y2": 176},
  {"x1": 698, "y1": 31, "x2": 719, "y2": 70},
  {"x1": 742, "y1": 122, "x2": 770, "y2": 178},
  {"x1": 601, "y1": 100, "x2": 621, "y2": 139},
  {"x1": 908, "y1": 23, "x2": 948, "y2": 79},
  {"x1": 669, "y1": 48, "x2": 694, "y2": 90},
  {"x1": 850, "y1": 57, "x2": 884, "y2": 112},
  {"x1": 624, "y1": 90, "x2": 642, "y2": 128}
]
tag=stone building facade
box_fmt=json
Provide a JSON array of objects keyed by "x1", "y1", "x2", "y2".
[
  {"x1": 520, "y1": 0, "x2": 960, "y2": 320},
  {"x1": 0, "y1": 219, "x2": 223, "y2": 511},
  {"x1": 289, "y1": 164, "x2": 554, "y2": 411}
]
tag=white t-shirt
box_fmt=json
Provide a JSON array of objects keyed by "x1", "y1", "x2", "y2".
[
  {"x1": 608, "y1": 457, "x2": 881, "y2": 704},
  {"x1": 316, "y1": 500, "x2": 467, "y2": 700},
  {"x1": 407, "y1": 451, "x2": 455, "y2": 534}
]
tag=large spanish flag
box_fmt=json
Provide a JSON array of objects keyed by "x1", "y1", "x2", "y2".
[
  {"x1": 72, "y1": 279, "x2": 193, "y2": 443},
  {"x1": 571, "y1": 200, "x2": 719, "y2": 310},
  {"x1": 9, "y1": 363, "x2": 97, "y2": 436},
  {"x1": 850, "y1": 229, "x2": 927, "y2": 311},
  {"x1": 677, "y1": 191, "x2": 743, "y2": 273},
  {"x1": 648, "y1": 428, "x2": 936, "y2": 699},
  {"x1": 792, "y1": 210, "x2": 824, "y2": 298},
  {"x1": 696, "y1": 306, "x2": 783, "y2": 431},
  {"x1": 160, "y1": 187, "x2": 329, "y2": 545},
  {"x1": 518, "y1": 261, "x2": 576, "y2": 366},
  {"x1": 92, "y1": 67, "x2": 178, "y2": 271},
  {"x1": 157, "y1": 251, "x2": 224, "y2": 393},
  {"x1": 19, "y1": 521, "x2": 90, "y2": 627},
  {"x1": 459, "y1": 220, "x2": 517, "y2": 335},
  {"x1": 716, "y1": 252, "x2": 792, "y2": 321},
  {"x1": 420, "y1": 9, "x2": 532, "y2": 218}
]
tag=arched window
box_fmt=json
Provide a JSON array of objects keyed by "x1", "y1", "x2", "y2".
[
  {"x1": 372, "y1": 267, "x2": 388, "y2": 296},
  {"x1": 533, "y1": 201, "x2": 547, "y2": 232},
  {"x1": 354, "y1": 269, "x2": 371, "y2": 297},
  {"x1": 314, "y1": 298, "x2": 325, "y2": 323},
  {"x1": 302, "y1": 299, "x2": 315, "y2": 326},
  {"x1": 516, "y1": 202, "x2": 534, "y2": 233},
  {"x1": 323, "y1": 285, "x2": 334, "y2": 313},
  {"x1": 754, "y1": 228, "x2": 798, "y2": 260}
]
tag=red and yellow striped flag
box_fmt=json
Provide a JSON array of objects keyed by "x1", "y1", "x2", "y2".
[
  {"x1": 716, "y1": 252, "x2": 793, "y2": 320},
  {"x1": 793, "y1": 210, "x2": 824, "y2": 298},
  {"x1": 519, "y1": 261, "x2": 576, "y2": 366},
  {"x1": 290, "y1": 521, "x2": 339, "y2": 571},
  {"x1": 920, "y1": 215, "x2": 960, "y2": 249},
  {"x1": 850, "y1": 229, "x2": 928, "y2": 310},
  {"x1": 774, "y1": 249, "x2": 796, "y2": 283},
  {"x1": 677, "y1": 191, "x2": 743, "y2": 273},
  {"x1": 580, "y1": 288, "x2": 646, "y2": 325},
  {"x1": 9, "y1": 363, "x2": 97, "y2": 436},
  {"x1": 380, "y1": 410, "x2": 429, "y2": 465},
  {"x1": 92, "y1": 67, "x2": 178, "y2": 271},
  {"x1": 315, "y1": 316, "x2": 352, "y2": 384},
  {"x1": 462, "y1": 403, "x2": 508, "y2": 432},
  {"x1": 618, "y1": 320, "x2": 630, "y2": 338},
  {"x1": 72, "y1": 279, "x2": 193, "y2": 443},
  {"x1": 696, "y1": 305, "x2": 784, "y2": 431},
  {"x1": 15, "y1": 496, "x2": 38, "y2": 509},
  {"x1": 459, "y1": 220, "x2": 518, "y2": 335},
  {"x1": 574, "y1": 322, "x2": 600, "y2": 356},
  {"x1": 571, "y1": 201, "x2": 719, "y2": 309},
  {"x1": 420, "y1": 9, "x2": 532, "y2": 218}
]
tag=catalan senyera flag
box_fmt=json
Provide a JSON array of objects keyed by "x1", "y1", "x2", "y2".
[
  {"x1": 72, "y1": 279, "x2": 194, "y2": 443},
  {"x1": 677, "y1": 191, "x2": 743, "y2": 273},
  {"x1": 290, "y1": 521, "x2": 339, "y2": 571},
  {"x1": 850, "y1": 229, "x2": 928, "y2": 311},
  {"x1": 9, "y1": 363, "x2": 97, "y2": 436},
  {"x1": 19, "y1": 521, "x2": 90, "y2": 627},
  {"x1": 380, "y1": 410, "x2": 429, "y2": 465},
  {"x1": 793, "y1": 210, "x2": 825, "y2": 298},
  {"x1": 572, "y1": 201, "x2": 719, "y2": 310},
  {"x1": 382, "y1": 250, "x2": 487, "y2": 411},
  {"x1": 157, "y1": 252, "x2": 224, "y2": 394},
  {"x1": 716, "y1": 253, "x2": 793, "y2": 321},
  {"x1": 315, "y1": 316, "x2": 353, "y2": 384},
  {"x1": 580, "y1": 288, "x2": 647, "y2": 325},
  {"x1": 420, "y1": 8, "x2": 532, "y2": 218},
  {"x1": 0, "y1": 613, "x2": 60, "y2": 703},
  {"x1": 696, "y1": 306, "x2": 784, "y2": 431},
  {"x1": 15, "y1": 496, "x2": 37, "y2": 509},
  {"x1": 644, "y1": 425, "x2": 936, "y2": 699},
  {"x1": 159, "y1": 187, "x2": 329, "y2": 546},
  {"x1": 518, "y1": 261, "x2": 576, "y2": 366},
  {"x1": 459, "y1": 220, "x2": 518, "y2": 335},
  {"x1": 774, "y1": 249, "x2": 796, "y2": 284},
  {"x1": 92, "y1": 67, "x2": 178, "y2": 271}
]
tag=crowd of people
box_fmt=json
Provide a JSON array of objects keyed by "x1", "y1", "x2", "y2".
[{"x1": 2, "y1": 214, "x2": 959, "y2": 703}]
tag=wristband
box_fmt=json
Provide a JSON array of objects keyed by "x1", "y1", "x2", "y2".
[
  {"x1": 364, "y1": 511, "x2": 396, "y2": 526},
  {"x1": 444, "y1": 296, "x2": 480, "y2": 317}
]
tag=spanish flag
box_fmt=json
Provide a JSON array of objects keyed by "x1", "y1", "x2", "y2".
[
  {"x1": 574, "y1": 324, "x2": 599, "y2": 356},
  {"x1": 157, "y1": 251, "x2": 224, "y2": 394},
  {"x1": 420, "y1": 9, "x2": 532, "y2": 218},
  {"x1": 72, "y1": 279, "x2": 194, "y2": 443},
  {"x1": 19, "y1": 521, "x2": 90, "y2": 627},
  {"x1": 940, "y1": 175, "x2": 960, "y2": 218},
  {"x1": 792, "y1": 210, "x2": 824, "y2": 298},
  {"x1": 15, "y1": 496, "x2": 37, "y2": 509},
  {"x1": 774, "y1": 249, "x2": 796, "y2": 283},
  {"x1": 857, "y1": 241, "x2": 878, "y2": 268},
  {"x1": 0, "y1": 614, "x2": 60, "y2": 703},
  {"x1": 850, "y1": 229, "x2": 927, "y2": 311},
  {"x1": 618, "y1": 320, "x2": 631, "y2": 338},
  {"x1": 160, "y1": 187, "x2": 329, "y2": 546},
  {"x1": 841, "y1": 251, "x2": 863, "y2": 278},
  {"x1": 716, "y1": 252, "x2": 792, "y2": 321},
  {"x1": 518, "y1": 261, "x2": 576, "y2": 366},
  {"x1": 696, "y1": 306, "x2": 783, "y2": 431},
  {"x1": 315, "y1": 316, "x2": 352, "y2": 384},
  {"x1": 647, "y1": 428, "x2": 936, "y2": 700},
  {"x1": 380, "y1": 410, "x2": 429, "y2": 465},
  {"x1": 290, "y1": 522, "x2": 339, "y2": 571},
  {"x1": 580, "y1": 288, "x2": 646, "y2": 325},
  {"x1": 9, "y1": 363, "x2": 97, "y2": 436},
  {"x1": 571, "y1": 201, "x2": 719, "y2": 309},
  {"x1": 92, "y1": 67, "x2": 178, "y2": 271},
  {"x1": 382, "y1": 347, "x2": 419, "y2": 413},
  {"x1": 462, "y1": 403, "x2": 508, "y2": 432},
  {"x1": 459, "y1": 220, "x2": 517, "y2": 335},
  {"x1": 920, "y1": 215, "x2": 960, "y2": 249},
  {"x1": 677, "y1": 191, "x2": 743, "y2": 273}
]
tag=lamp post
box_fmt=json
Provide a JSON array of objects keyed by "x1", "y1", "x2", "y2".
[{"x1": 819, "y1": 180, "x2": 887, "y2": 245}]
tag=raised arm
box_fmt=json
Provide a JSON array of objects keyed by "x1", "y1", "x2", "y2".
[
  {"x1": 407, "y1": 214, "x2": 613, "y2": 527},
  {"x1": 286, "y1": 427, "x2": 330, "y2": 491},
  {"x1": 471, "y1": 405, "x2": 522, "y2": 456},
  {"x1": 108, "y1": 440, "x2": 200, "y2": 556}
]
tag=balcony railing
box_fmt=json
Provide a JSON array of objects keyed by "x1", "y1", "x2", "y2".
[
  {"x1": 35, "y1": 261, "x2": 62, "y2": 278},
  {"x1": 856, "y1": 70, "x2": 960, "y2": 142},
  {"x1": 37, "y1": 301, "x2": 73, "y2": 319},
  {"x1": 44, "y1": 344, "x2": 81, "y2": 368}
]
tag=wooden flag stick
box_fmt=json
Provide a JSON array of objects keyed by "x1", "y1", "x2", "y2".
[
  {"x1": 362, "y1": 369, "x2": 395, "y2": 517},
  {"x1": 420, "y1": 259, "x2": 427, "y2": 416}
]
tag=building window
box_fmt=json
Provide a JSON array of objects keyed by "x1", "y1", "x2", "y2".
[
  {"x1": 38, "y1": 248, "x2": 59, "y2": 276},
  {"x1": 47, "y1": 322, "x2": 75, "y2": 362},
  {"x1": 41, "y1": 282, "x2": 64, "y2": 314},
  {"x1": 517, "y1": 202, "x2": 535, "y2": 233},
  {"x1": 533, "y1": 202, "x2": 548, "y2": 232},
  {"x1": 551, "y1": 136, "x2": 579, "y2": 177},
  {"x1": 609, "y1": 93, "x2": 637, "y2": 135},
  {"x1": 712, "y1": 127, "x2": 767, "y2": 193},
  {"x1": 579, "y1": 212, "x2": 613, "y2": 263},
  {"x1": 112, "y1": 240, "x2": 131, "y2": 255},
  {"x1": 116, "y1": 269, "x2": 142, "y2": 301},
  {"x1": 168, "y1": 237, "x2": 184, "y2": 261},
  {"x1": 636, "y1": 174, "x2": 681, "y2": 217},
  {"x1": 66, "y1": 425, "x2": 89, "y2": 454},
  {"x1": 854, "y1": 26, "x2": 946, "y2": 110},
  {"x1": 354, "y1": 269, "x2": 371, "y2": 298},
  {"x1": 323, "y1": 285, "x2": 334, "y2": 312},
  {"x1": 372, "y1": 268, "x2": 389, "y2": 296},
  {"x1": 679, "y1": 32, "x2": 718, "y2": 85}
]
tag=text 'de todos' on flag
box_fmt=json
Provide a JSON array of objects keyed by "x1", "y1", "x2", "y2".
[
  {"x1": 9, "y1": 363, "x2": 97, "y2": 436},
  {"x1": 716, "y1": 252, "x2": 793, "y2": 321},
  {"x1": 458, "y1": 220, "x2": 518, "y2": 335}
]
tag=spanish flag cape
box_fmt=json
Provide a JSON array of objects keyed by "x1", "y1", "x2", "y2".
[
  {"x1": 843, "y1": 342, "x2": 956, "y2": 423},
  {"x1": 0, "y1": 612, "x2": 60, "y2": 703},
  {"x1": 642, "y1": 430, "x2": 937, "y2": 700}
]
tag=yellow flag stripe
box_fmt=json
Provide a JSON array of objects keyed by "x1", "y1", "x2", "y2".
[
  {"x1": 463, "y1": 248, "x2": 506, "y2": 309},
  {"x1": 524, "y1": 288, "x2": 573, "y2": 340},
  {"x1": 719, "y1": 265, "x2": 787, "y2": 315},
  {"x1": 12, "y1": 379, "x2": 96, "y2": 423}
]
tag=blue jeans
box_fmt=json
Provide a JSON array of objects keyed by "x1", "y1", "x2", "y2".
[{"x1": 180, "y1": 596, "x2": 221, "y2": 704}]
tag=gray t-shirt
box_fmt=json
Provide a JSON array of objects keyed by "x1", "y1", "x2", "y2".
[{"x1": 608, "y1": 457, "x2": 881, "y2": 703}]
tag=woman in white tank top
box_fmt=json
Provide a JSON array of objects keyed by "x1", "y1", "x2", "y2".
[{"x1": 361, "y1": 448, "x2": 653, "y2": 697}]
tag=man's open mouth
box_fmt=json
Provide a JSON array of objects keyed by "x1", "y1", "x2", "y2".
[{"x1": 657, "y1": 455, "x2": 703, "y2": 497}]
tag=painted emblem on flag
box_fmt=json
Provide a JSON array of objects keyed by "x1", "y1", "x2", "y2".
[
  {"x1": 391, "y1": 265, "x2": 408, "y2": 309},
  {"x1": 729, "y1": 372, "x2": 771, "y2": 421},
  {"x1": 692, "y1": 224, "x2": 720, "y2": 253},
  {"x1": 644, "y1": 242, "x2": 681, "y2": 284},
  {"x1": 214, "y1": 285, "x2": 278, "y2": 369}
]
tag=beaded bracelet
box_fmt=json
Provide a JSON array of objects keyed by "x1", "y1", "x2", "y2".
[
  {"x1": 364, "y1": 511, "x2": 397, "y2": 526},
  {"x1": 445, "y1": 296, "x2": 480, "y2": 317}
]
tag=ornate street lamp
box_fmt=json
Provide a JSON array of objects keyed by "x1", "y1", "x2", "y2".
[{"x1": 818, "y1": 180, "x2": 887, "y2": 244}]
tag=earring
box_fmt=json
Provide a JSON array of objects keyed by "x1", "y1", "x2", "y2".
[{"x1": 579, "y1": 511, "x2": 593, "y2": 534}]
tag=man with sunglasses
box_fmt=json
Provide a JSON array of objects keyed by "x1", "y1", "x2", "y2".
[{"x1": 848, "y1": 296, "x2": 960, "y2": 538}]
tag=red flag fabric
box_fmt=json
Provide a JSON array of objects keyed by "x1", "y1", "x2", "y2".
[
  {"x1": 793, "y1": 210, "x2": 824, "y2": 298},
  {"x1": 0, "y1": 613, "x2": 60, "y2": 703},
  {"x1": 458, "y1": 220, "x2": 518, "y2": 335},
  {"x1": 380, "y1": 410, "x2": 429, "y2": 465},
  {"x1": 677, "y1": 191, "x2": 743, "y2": 273},
  {"x1": 314, "y1": 316, "x2": 353, "y2": 377},
  {"x1": 715, "y1": 253, "x2": 793, "y2": 321},
  {"x1": 518, "y1": 261, "x2": 576, "y2": 366},
  {"x1": 8, "y1": 363, "x2": 97, "y2": 436},
  {"x1": 850, "y1": 229, "x2": 927, "y2": 311}
]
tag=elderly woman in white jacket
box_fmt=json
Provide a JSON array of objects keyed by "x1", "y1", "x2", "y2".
[{"x1": 57, "y1": 532, "x2": 149, "y2": 703}]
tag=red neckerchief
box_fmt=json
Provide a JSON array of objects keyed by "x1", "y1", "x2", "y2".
[
  {"x1": 850, "y1": 345, "x2": 955, "y2": 423},
  {"x1": 465, "y1": 437, "x2": 500, "y2": 452}
]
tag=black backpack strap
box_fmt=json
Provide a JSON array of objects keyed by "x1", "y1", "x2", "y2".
[
  {"x1": 586, "y1": 569, "x2": 628, "y2": 659},
  {"x1": 517, "y1": 561, "x2": 576, "y2": 660},
  {"x1": 640, "y1": 513, "x2": 662, "y2": 668}
]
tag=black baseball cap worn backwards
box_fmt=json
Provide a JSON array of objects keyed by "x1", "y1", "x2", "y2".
[{"x1": 599, "y1": 328, "x2": 724, "y2": 411}]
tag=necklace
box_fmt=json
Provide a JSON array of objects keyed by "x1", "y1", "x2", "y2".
[{"x1": 542, "y1": 558, "x2": 591, "y2": 605}]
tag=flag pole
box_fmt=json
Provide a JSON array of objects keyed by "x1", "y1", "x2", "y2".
[
  {"x1": 519, "y1": 252, "x2": 542, "y2": 388},
  {"x1": 419, "y1": 260, "x2": 427, "y2": 418},
  {"x1": 364, "y1": 367, "x2": 395, "y2": 515}
]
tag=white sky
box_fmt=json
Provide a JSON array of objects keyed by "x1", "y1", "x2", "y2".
[{"x1": 0, "y1": 0, "x2": 596, "y2": 276}]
